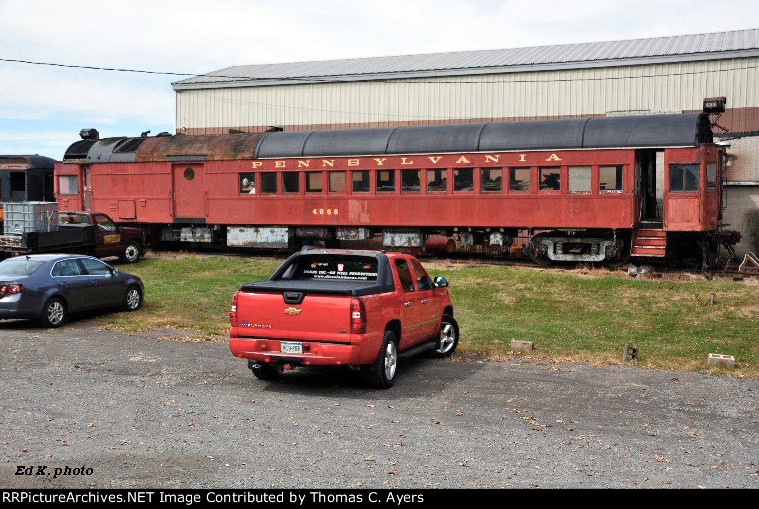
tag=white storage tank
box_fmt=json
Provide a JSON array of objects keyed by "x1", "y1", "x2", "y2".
[{"x1": 2, "y1": 201, "x2": 59, "y2": 235}]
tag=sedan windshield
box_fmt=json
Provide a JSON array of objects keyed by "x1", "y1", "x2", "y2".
[{"x1": 0, "y1": 258, "x2": 45, "y2": 276}]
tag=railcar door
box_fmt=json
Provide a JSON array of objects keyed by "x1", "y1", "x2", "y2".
[
  {"x1": 172, "y1": 163, "x2": 207, "y2": 220},
  {"x1": 636, "y1": 149, "x2": 664, "y2": 222},
  {"x1": 701, "y1": 146, "x2": 722, "y2": 230}
]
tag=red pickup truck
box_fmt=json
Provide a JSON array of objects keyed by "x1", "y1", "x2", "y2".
[{"x1": 229, "y1": 249, "x2": 458, "y2": 388}]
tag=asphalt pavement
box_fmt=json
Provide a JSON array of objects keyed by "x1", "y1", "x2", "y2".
[{"x1": 1, "y1": 319, "x2": 758, "y2": 489}]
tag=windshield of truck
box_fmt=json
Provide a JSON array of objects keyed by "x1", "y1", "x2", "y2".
[
  {"x1": 0, "y1": 257, "x2": 45, "y2": 276},
  {"x1": 283, "y1": 255, "x2": 378, "y2": 281}
]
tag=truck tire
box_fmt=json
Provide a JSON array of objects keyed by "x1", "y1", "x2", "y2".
[
  {"x1": 432, "y1": 314, "x2": 459, "y2": 357},
  {"x1": 120, "y1": 242, "x2": 142, "y2": 263},
  {"x1": 248, "y1": 361, "x2": 283, "y2": 381},
  {"x1": 40, "y1": 297, "x2": 67, "y2": 328},
  {"x1": 362, "y1": 330, "x2": 398, "y2": 389}
]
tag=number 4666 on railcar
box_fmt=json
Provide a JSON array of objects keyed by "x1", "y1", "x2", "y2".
[{"x1": 53, "y1": 98, "x2": 738, "y2": 267}]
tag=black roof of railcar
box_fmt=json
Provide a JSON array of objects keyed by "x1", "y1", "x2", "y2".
[
  {"x1": 64, "y1": 113, "x2": 713, "y2": 163},
  {"x1": 255, "y1": 113, "x2": 713, "y2": 158},
  {"x1": 0, "y1": 155, "x2": 56, "y2": 169}
]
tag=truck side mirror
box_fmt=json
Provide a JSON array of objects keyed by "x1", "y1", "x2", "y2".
[{"x1": 433, "y1": 276, "x2": 449, "y2": 288}]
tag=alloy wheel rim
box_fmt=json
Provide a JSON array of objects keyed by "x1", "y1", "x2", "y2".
[
  {"x1": 384, "y1": 341, "x2": 397, "y2": 381},
  {"x1": 48, "y1": 302, "x2": 64, "y2": 325},
  {"x1": 438, "y1": 323, "x2": 455, "y2": 353},
  {"x1": 126, "y1": 289, "x2": 140, "y2": 309}
]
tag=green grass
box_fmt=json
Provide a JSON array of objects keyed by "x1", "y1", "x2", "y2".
[
  {"x1": 101, "y1": 253, "x2": 759, "y2": 377},
  {"x1": 103, "y1": 253, "x2": 282, "y2": 336}
]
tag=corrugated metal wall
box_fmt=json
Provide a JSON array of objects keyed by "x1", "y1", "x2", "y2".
[{"x1": 175, "y1": 57, "x2": 759, "y2": 134}]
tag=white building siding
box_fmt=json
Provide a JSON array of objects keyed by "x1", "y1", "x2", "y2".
[{"x1": 175, "y1": 58, "x2": 759, "y2": 133}]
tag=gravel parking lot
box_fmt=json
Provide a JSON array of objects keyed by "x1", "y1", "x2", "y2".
[{"x1": 1, "y1": 319, "x2": 758, "y2": 489}]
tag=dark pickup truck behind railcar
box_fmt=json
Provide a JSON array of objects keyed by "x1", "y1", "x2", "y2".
[{"x1": 0, "y1": 210, "x2": 145, "y2": 263}]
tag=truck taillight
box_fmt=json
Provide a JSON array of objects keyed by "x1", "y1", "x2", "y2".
[
  {"x1": 0, "y1": 284, "x2": 24, "y2": 296},
  {"x1": 229, "y1": 292, "x2": 239, "y2": 326},
  {"x1": 350, "y1": 297, "x2": 366, "y2": 335}
]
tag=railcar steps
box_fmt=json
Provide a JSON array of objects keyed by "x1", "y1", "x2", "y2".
[{"x1": 631, "y1": 227, "x2": 666, "y2": 257}]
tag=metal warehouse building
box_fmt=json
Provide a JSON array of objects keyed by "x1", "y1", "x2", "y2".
[{"x1": 172, "y1": 28, "x2": 759, "y2": 255}]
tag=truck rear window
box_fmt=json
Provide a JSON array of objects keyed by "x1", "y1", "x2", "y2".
[{"x1": 285, "y1": 255, "x2": 378, "y2": 281}]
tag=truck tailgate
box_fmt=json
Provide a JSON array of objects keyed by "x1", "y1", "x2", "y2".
[{"x1": 235, "y1": 290, "x2": 353, "y2": 343}]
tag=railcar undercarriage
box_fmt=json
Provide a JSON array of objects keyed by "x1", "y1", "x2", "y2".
[{"x1": 145, "y1": 223, "x2": 740, "y2": 269}]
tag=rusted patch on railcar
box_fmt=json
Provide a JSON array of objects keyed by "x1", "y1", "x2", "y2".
[{"x1": 134, "y1": 133, "x2": 265, "y2": 162}]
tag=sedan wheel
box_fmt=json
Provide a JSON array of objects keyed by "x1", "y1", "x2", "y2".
[
  {"x1": 125, "y1": 286, "x2": 142, "y2": 311},
  {"x1": 41, "y1": 298, "x2": 67, "y2": 328}
]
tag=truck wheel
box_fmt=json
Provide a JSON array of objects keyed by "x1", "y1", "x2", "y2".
[
  {"x1": 433, "y1": 314, "x2": 459, "y2": 357},
  {"x1": 124, "y1": 285, "x2": 143, "y2": 311},
  {"x1": 362, "y1": 330, "x2": 398, "y2": 389},
  {"x1": 248, "y1": 361, "x2": 283, "y2": 381},
  {"x1": 120, "y1": 242, "x2": 142, "y2": 263},
  {"x1": 40, "y1": 298, "x2": 67, "y2": 328}
]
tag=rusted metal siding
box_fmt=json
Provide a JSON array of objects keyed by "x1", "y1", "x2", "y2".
[{"x1": 175, "y1": 58, "x2": 759, "y2": 135}]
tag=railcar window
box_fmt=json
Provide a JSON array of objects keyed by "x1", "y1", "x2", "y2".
[
  {"x1": 402, "y1": 170, "x2": 420, "y2": 193},
  {"x1": 707, "y1": 163, "x2": 717, "y2": 189},
  {"x1": 669, "y1": 164, "x2": 699, "y2": 192},
  {"x1": 281, "y1": 172, "x2": 299, "y2": 194},
  {"x1": 376, "y1": 170, "x2": 395, "y2": 193},
  {"x1": 480, "y1": 168, "x2": 502, "y2": 193},
  {"x1": 454, "y1": 168, "x2": 474, "y2": 192},
  {"x1": 568, "y1": 166, "x2": 591, "y2": 193},
  {"x1": 539, "y1": 167, "x2": 561, "y2": 191},
  {"x1": 239, "y1": 173, "x2": 256, "y2": 194},
  {"x1": 10, "y1": 172, "x2": 25, "y2": 193},
  {"x1": 260, "y1": 172, "x2": 277, "y2": 194},
  {"x1": 599, "y1": 165, "x2": 623, "y2": 192},
  {"x1": 329, "y1": 171, "x2": 347, "y2": 193},
  {"x1": 509, "y1": 168, "x2": 531, "y2": 192},
  {"x1": 427, "y1": 169, "x2": 447, "y2": 192},
  {"x1": 352, "y1": 170, "x2": 370, "y2": 193},
  {"x1": 58, "y1": 175, "x2": 79, "y2": 196},
  {"x1": 306, "y1": 172, "x2": 323, "y2": 193}
]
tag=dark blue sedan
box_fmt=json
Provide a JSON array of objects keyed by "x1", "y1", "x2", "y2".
[{"x1": 0, "y1": 254, "x2": 144, "y2": 327}]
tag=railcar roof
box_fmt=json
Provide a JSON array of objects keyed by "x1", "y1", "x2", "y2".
[{"x1": 63, "y1": 113, "x2": 712, "y2": 163}]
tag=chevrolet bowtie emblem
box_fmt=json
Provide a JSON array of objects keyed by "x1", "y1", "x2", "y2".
[{"x1": 284, "y1": 307, "x2": 302, "y2": 316}]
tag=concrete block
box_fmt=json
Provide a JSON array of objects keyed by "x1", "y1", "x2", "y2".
[
  {"x1": 510, "y1": 340, "x2": 534, "y2": 352},
  {"x1": 708, "y1": 353, "x2": 736, "y2": 369}
]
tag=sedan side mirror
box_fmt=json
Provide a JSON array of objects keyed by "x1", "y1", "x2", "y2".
[{"x1": 433, "y1": 276, "x2": 449, "y2": 288}]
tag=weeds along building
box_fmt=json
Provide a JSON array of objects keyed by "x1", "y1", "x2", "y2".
[{"x1": 172, "y1": 28, "x2": 759, "y2": 254}]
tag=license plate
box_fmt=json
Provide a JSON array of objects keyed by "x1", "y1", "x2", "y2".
[{"x1": 280, "y1": 342, "x2": 302, "y2": 354}]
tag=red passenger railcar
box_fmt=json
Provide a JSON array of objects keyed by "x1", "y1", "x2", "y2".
[{"x1": 54, "y1": 113, "x2": 734, "y2": 265}]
